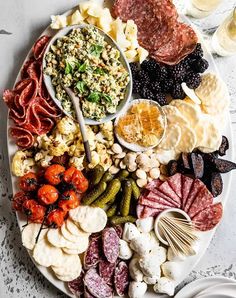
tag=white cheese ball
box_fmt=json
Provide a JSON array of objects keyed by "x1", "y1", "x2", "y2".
[
  {"x1": 130, "y1": 234, "x2": 152, "y2": 256},
  {"x1": 153, "y1": 277, "x2": 175, "y2": 296},
  {"x1": 123, "y1": 223, "x2": 140, "y2": 242},
  {"x1": 128, "y1": 282, "x2": 147, "y2": 298},
  {"x1": 167, "y1": 247, "x2": 186, "y2": 262},
  {"x1": 150, "y1": 246, "x2": 167, "y2": 265},
  {"x1": 149, "y1": 231, "x2": 160, "y2": 249},
  {"x1": 129, "y1": 258, "x2": 144, "y2": 282},
  {"x1": 136, "y1": 217, "x2": 154, "y2": 233},
  {"x1": 161, "y1": 261, "x2": 182, "y2": 281},
  {"x1": 143, "y1": 276, "x2": 159, "y2": 285},
  {"x1": 139, "y1": 254, "x2": 161, "y2": 278},
  {"x1": 119, "y1": 239, "x2": 133, "y2": 260}
]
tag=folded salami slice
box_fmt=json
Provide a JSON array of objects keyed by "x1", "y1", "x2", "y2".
[
  {"x1": 159, "y1": 181, "x2": 181, "y2": 205},
  {"x1": 181, "y1": 176, "x2": 194, "y2": 208},
  {"x1": 114, "y1": 261, "x2": 129, "y2": 296},
  {"x1": 33, "y1": 35, "x2": 50, "y2": 60},
  {"x1": 188, "y1": 186, "x2": 213, "y2": 219},
  {"x1": 99, "y1": 260, "x2": 116, "y2": 285},
  {"x1": 145, "y1": 190, "x2": 175, "y2": 207},
  {"x1": 192, "y1": 203, "x2": 223, "y2": 231},
  {"x1": 151, "y1": 188, "x2": 180, "y2": 207},
  {"x1": 136, "y1": 205, "x2": 162, "y2": 219},
  {"x1": 145, "y1": 179, "x2": 163, "y2": 191},
  {"x1": 68, "y1": 271, "x2": 85, "y2": 296},
  {"x1": 139, "y1": 196, "x2": 171, "y2": 210},
  {"x1": 184, "y1": 179, "x2": 205, "y2": 213},
  {"x1": 102, "y1": 227, "x2": 119, "y2": 263},
  {"x1": 10, "y1": 127, "x2": 34, "y2": 149},
  {"x1": 84, "y1": 269, "x2": 113, "y2": 298},
  {"x1": 167, "y1": 173, "x2": 182, "y2": 199},
  {"x1": 113, "y1": 225, "x2": 123, "y2": 239},
  {"x1": 84, "y1": 235, "x2": 102, "y2": 269}
]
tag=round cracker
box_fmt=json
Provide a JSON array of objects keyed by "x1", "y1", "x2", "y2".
[
  {"x1": 33, "y1": 237, "x2": 63, "y2": 267},
  {"x1": 66, "y1": 218, "x2": 90, "y2": 237},
  {"x1": 175, "y1": 124, "x2": 197, "y2": 153},
  {"x1": 62, "y1": 247, "x2": 82, "y2": 255},
  {"x1": 162, "y1": 105, "x2": 182, "y2": 117},
  {"x1": 51, "y1": 254, "x2": 82, "y2": 277},
  {"x1": 69, "y1": 206, "x2": 107, "y2": 233},
  {"x1": 158, "y1": 124, "x2": 181, "y2": 150},
  {"x1": 22, "y1": 223, "x2": 48, "y2": 250},
  {"x1": 198, "y1": 120, "x2": 221, "y2": 152},
  {"x1": 55, "y1": 271, "x2": 81, "y2": 282},
  {"x1": 61, "y1": 222, "x2": 84, "y2": 243},
  {"x1": 194, "y1": 121, "x2": 206, "y2": 148}
]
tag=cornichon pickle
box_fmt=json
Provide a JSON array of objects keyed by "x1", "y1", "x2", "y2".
[
  {"x1": 110, "y1": 215, "x2": 136, "y2": 225},
  {"x1": 116, "y1": 170, "x2": 129, "y2": 181},
  {"x1": 89, "y1": 165, "x2": 104, "y2": 187},
  {"x1": 106, "y1": 203, "x2": 118, "y2": 217},
  {"x1": 120, "y1": 180, "x2": 132, "y2": 216},
  {"x1": 91, "y1": 179, "x2": 121, "y2": 207},
  {"x1": 82, "y1": 182, "x2": 107, "y2": 205},
  {"x1": 100, "y1": 172, "x2": 113, "y2": 183},
  {"x1": 129, "y1": 178, "x2": 140, "y2": 200}
]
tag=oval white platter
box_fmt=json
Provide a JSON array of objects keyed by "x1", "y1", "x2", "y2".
[{"x1": 6, "y1": 2, "x2": 234, "y2": 298}]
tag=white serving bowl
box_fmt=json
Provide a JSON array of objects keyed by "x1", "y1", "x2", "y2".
[
  {"x1": 43, "y1": 24, "x2": 132, "y2": 125},
  {"x1": 114, "y1": 98, "x2": 166, "y2": 152}
]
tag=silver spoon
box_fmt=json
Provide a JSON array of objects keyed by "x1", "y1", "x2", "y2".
[{"x1": 64, "y1": 87, "x2": 92, "y2": 163}]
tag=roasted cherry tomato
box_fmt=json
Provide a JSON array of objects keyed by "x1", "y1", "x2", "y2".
[
  {"x1": 44, "y1": 164, "x2": 65, "y2": 185},
  {"x1": 12, "y1": 192, "x2": 31, "y2": 211},
  {"x1": 19, "y1": 172, "x2": 38, "y2": 192},
  {"x1": 64, "y1": 167, "x2": 88, "y2": 193},
  {"x1": 38, "y1": 185, "x2": 59, "y2": 205},
  {"x1": 46, "y1": 209, "x2": 66, "y2": 228},
  {"x1": 22, "y1": 199, "x2": 46, "y2": 223},
  {"x1": 58, "y1": 190, "x2": 80, "y2": 212}
]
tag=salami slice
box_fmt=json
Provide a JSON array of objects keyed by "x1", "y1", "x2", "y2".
[
  {"x1": 145, "y1": 179, "x2": 163, "y2": 191},
  {"x1": 84, "y1": 235, "x2": 102, "y2": 269},
  {"x1": 136, "y1": 204, "x2": 145, "y2": 219},
  {"x1": 84, "y1": 268, "x2": 113, "y2": 298},
  {"x1": 142, "y1": 206, "x2": 162, "y2": 218},
  {"x1": 181, "y1": 176, "x2": 194, "y2": 208},
  {"x1": 10, "y1": 127, "x2": 34, "y2": 149},
  {"x1": 188, "y1": 186, "x2": 213, "y2": 219},
  {"x1": 113, "y1": 225, "x2": 123, "y2": 239},
  {"x1": 102, "y1": 227, "x2": 119, "y2": 263},
  {"x1": 184, "y1": 179, "x2": 205, "y2": 213},
  {"x1": 139, "y1": 196, "x2": 171, "y2": 210},
  {"x1": 167, "y1": 173, "x2": 182, "y2": 199},
  {"x1": 192, "y1": 203, "x2": 223, "y2": 231},
  {"x1": 68, "y1": 271, "x2": 85, "y2": 296},
  {"x1": 99, "y1": 260, "x2": 116, "y2": 285},
  {"x1": 33, "y1": 35, "x2": 50, "y2": 60},
  {"x1": 114, "y1": 261, "x2": 129, "y2": 297},
  {"x1": 159, "y1": 181, "x2": 181, "y2": 205},
  {"x1": 151, "y1": 188, "x2": 180, "y2": 207}
]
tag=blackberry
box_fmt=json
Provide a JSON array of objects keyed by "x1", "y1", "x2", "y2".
[
  {"x1": 129, "y1": 62, "x2": 140, "y2": 77},
  {"x1": 190, "y1": 43, "x2": 204, "y2": 59},
  {"x1": 133, "y1": 79, "x2": 142, "y2": 94},
  {"x1": 171, "y1": 83, "x2": 186, "y2": 99},
  {"x1": 155, "y1": 93, "x2": 168, "y2": 106},
  {"x1": 137, "y1": 70, "x2": 151, "y2": 85},
  {"x1": 159, "y1": 66, "x2": 168, "y2": 81},
  {"x1": 169, "y1": 64, "x2": 186, "y2": 82},
  {"x1": 141, "y1": 87, "x2": 155, "y2": 100},
  {"x1": 185, "y1": 72, "x2": 202, "y2": 89},
  {"x1": 151, "y1": 81, "x2": 162, "y2": 94},
  {"x1": 141, "y1": 59, "x2": 159, "y2": 75},
  {"x1": 179, "y1": 57, "x2": 192, "y2": 71},
  {"x1": 161, "y1": 79, "x2": 174, "y2": 93},
  {"x1": 192, "y1": 58, "x2": 209, "y2": 73}
]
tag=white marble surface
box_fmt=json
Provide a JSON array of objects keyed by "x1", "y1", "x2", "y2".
[{"x1": 0, "y1": 1, "x2": 236, "y2": 297}]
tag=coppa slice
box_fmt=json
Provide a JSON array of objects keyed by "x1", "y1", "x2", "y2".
[
  {"x1": 167, "y1": 173, "x2": 182, "y2": 199},
  {"x1": 181, "y1": 175, "x2": 194, "y2": 208},
  {"x1": 84, "y1": 268, "x2": 113, "y2": 298},
  {"x1": 159, "y1": 181, "x2": 181, "y2": 206},
  {"x1": 102, "y1": 227, "x2": 119, "y2": 263},
  {"x1": 184, "y1": 179, "x2": 205, "y2": 213},
  {"x1": 192, "y1": 203, "x2": 223, "y2": 231},
  {"x1": 188, "y1": 186, "x2": 214, "y2": 219}
]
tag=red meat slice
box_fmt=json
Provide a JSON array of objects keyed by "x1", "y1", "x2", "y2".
[
  {"x1": 151, "y1": 188, "x2": 180, "y2": 207},
  {"x1": 184, "y1": 179, "x2": 205, "y2": 213},
  {"x1": 10, "y1": 127, "x2": 35, "y2": 149},
  {"x1": 159, "y1": 181, "x2": 181, "y2": 205},
  {"x1": 145, "y1": 179, "x2": 163, "y2": 191},
  {"x1": 144, "y1": 190, "x2": 175, "y2": 207},
  {"x1": 136, "y1": 204, "x2": 162, "y2": 219},
  {"x1": 167, "y1": 173, "x2": 182, "y2": 199},
  {"x1": 188, "y1": 186, "x2": 214, "y2": 219},
  {"x1": 33, "y1": 35, "x2": 50, "y2": 60},
  {"x1": 139, "y1": 196, "x2": 171, "y2": 210},
  {"x1": 192, "y1": 202, "x2": 223, "y2": 231},
  {"x1": 181, "y1": 176, "x2": 194, "y2": 208}
]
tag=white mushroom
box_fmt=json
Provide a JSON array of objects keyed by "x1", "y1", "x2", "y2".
[
  {"x1": 136, "y1": 169, "x2": 147, "y2": 180},
  {"x1": 136, "y1": 179, "x2": 147, "y2": 188},
  {"x1": 129, "y1": 258, "x2": 144, "y2": 282},
  {"x1": 128, "y1": 282, "x2": 147, "y2": 298},
  {"x1": 124, "y1": 152, "x2": 137, "y2": 165},
  {"x1": 149, "y1": 168, "x2": 160, "y2": 179},
  {"x1": 130, "y1": 233, "x2": 152, "y2": 256},
  {"x1": 112, "y1": 143, "x2": 123, "y2": 154},
  {"x1": 161, "y1": 261, "x2": 183, "y2": 280},
  {"x1": 136, "y1": 217, "x2": 154, "y2": 233},
  {"x1": 153, "y1": 277, "x2": 175, "y2": 296},
  {"x1": 122, "y1": 223, "x2": 140, "y2": 242},
  {"x1": 143, "y1": 276, "x2": 159, "y2": 285},
  {"x1": 119, "y1": 239, "x2": 133, "y2": 260}
]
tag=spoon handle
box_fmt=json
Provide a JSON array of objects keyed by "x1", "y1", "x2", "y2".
[{"x1": 64, "y1": 87, "x2": 92, "y2": 163}]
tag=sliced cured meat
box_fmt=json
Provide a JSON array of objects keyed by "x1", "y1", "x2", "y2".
[
  {"x1": 99, "y1": 260, "x2": 116, "y2": 285},
  {"x1": 192, "y1": 203, "x2": 223, "y2": 231},
  {"x1": 142, "y1": 206, "x2": 162, "y2": 218},
  {"x1": 102, "y1": 227, "x2": 119, "y2": 263},
  {"x1": 84, "y1": 235, "x2": 102, "y2": 269},
  {"x1": 184, "y1": 179, "x2": 205, "y2": 213},
  {"x1": 113, "y1": 225, "x2": 123, "y2": 239},
  {"x1": 159, "y1": 181, "x2": 181, "y2": 205},
  {"x1": 84, "y1": 268, "x2": 113, "y2": 298},
  {"x1": 188, "y1": 186, "x2": 213, "y2": 219},
  {"x1": 167, "y1": 173, "x2": 182, "y2": 199},
  {"x1": 136, "y1": 204, "x2": 145, "y2": 219},
  {"x1": 145, "y1": 191, "x2": 175, "y2": 207},
  {"x1": 68, "y1": 271, "x2": 85, "y2": 296},
  {"x1": 181, "y1": 175, "x2": 194, "y2": 208},
  {"x1": 114, "y1": 261, "x2": 129, "y2": 296},
  {"x1": 21, "y1": 57, "x2": 35, "y2": 79},
  {"x1": 10, "y1": 127, "x2": 34, "y2": 149},
  {"x1": 139, "y1": 196, "x2": 171, "y2": 210},
  {"x1": 33, "y1": 35, "x2": 50, "y2": 60},
  {"x1": 145, "y1": 179, "x2": 163, "y2": 191},
  {"x1": 151, "y1": 188, "x2": 180, "y2": 207}
]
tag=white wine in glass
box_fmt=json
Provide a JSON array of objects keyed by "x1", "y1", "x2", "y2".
[
  {"x1": 186, "y1": 0, "x2": 223, "y2": 18},
  {"x1": 212, "y1": 8, "x2": 236, "y2": 56}
]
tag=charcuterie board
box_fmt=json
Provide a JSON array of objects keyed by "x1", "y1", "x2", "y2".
[{"x1": 4, "y1": 1, "x2": 235, "y2": 297}]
